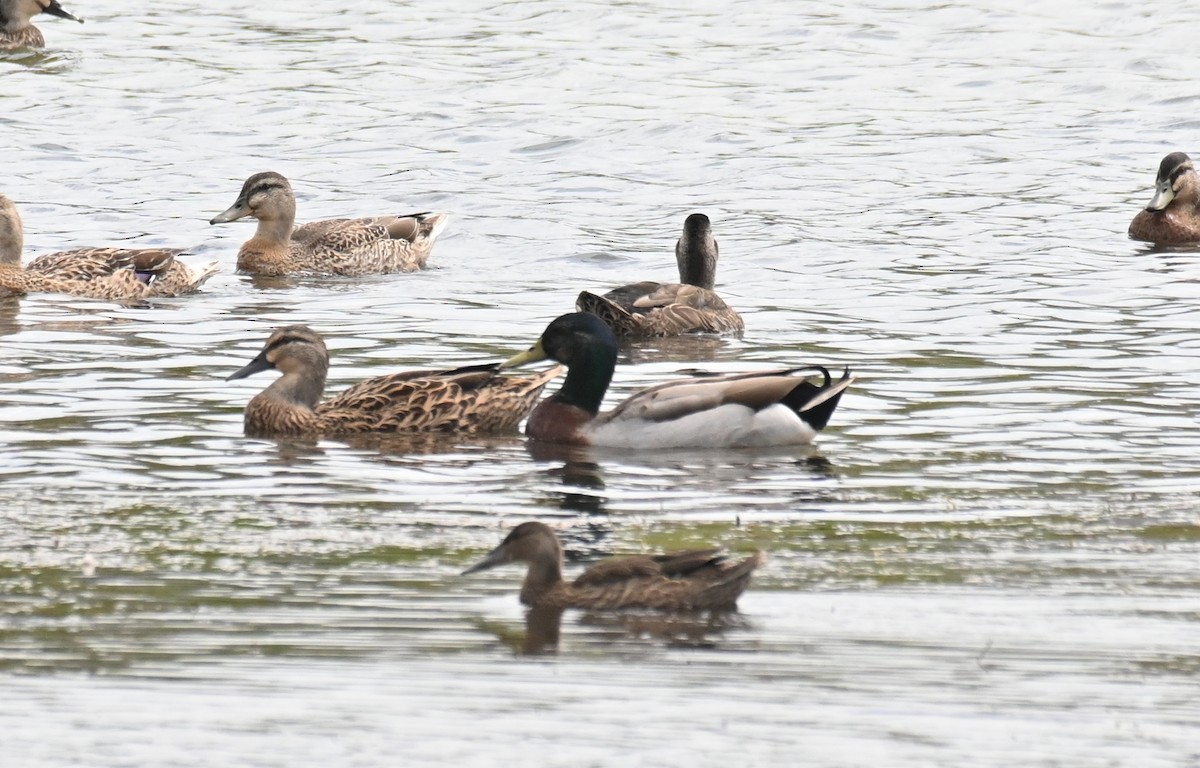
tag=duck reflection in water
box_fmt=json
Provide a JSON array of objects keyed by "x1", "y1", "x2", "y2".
[
  {"x1": 525, "y1": 441, "x2": 607, "y2": 515},
  {"x1": 477, "y1": 605, "x2": 750, "y2": 656}
]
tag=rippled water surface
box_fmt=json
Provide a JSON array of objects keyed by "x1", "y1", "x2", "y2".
[{"x1": 3, "y1": 1, "x2": 1200, "y2": 765}]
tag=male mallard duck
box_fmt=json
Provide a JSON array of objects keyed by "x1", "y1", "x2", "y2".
[
  {"x1": 227, "y1": 325, "x2": 563, "y2": 438},
  {"x1": 209, "y1": 171, "x2": 449, "y2": 277},
  {"x1": 463, "y1": 521, "x2": 764, "y2": 611},
  {"x1": 502, "y1": 312, "x2": 852, "y2": 448},
  {"x1": 0, "y1": 194, "x2": 219, "y2": 300},
  {"x1": 0, "y1": 0, "x2": 82, "y2": 49},
  {"x1": 1129, "y1": 152, "x2": 1200, "y2": 244},
  {"x1": 576, "y1": 213, "x2": 744, "y2": 338}
]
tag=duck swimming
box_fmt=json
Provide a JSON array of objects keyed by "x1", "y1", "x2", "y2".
[
  {"x1": 227, "y1": 325, "x2": 562, "y2": 438},
  {"x1": 501, "y1": 312, "x2": 852, "y2": 449},
  {"x1": 209, "y1": 171, "x2": 448, "y2": 277},
  {"x1": 1128, "y1": 152, "x2": 1200, "y2": 245},
  {"x1": 576, "y1": 213, "x2": 743, "y2": 338},
  {"x1": 0, "y1": 0, "x2": 82, "y2": 50},
  {"x1": 462, "y1": 521, "x2": 764, "y2": 611},
  {"x1": 0, "y1": 194, "x2": 219, "y2": 300}
]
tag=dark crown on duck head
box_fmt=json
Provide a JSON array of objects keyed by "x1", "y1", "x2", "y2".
[{"x1": 1159, "y1": 152, "x2": 1193, "y2": 183}]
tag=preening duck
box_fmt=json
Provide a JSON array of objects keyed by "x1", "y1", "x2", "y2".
[
  {"x1": 463, "y1": 521, "x2": 764, "y2": 611},
  {"x1": 576, "y1": 213, "x2": 744, "y2": 337},
  {"x1": 502, "y1": 312, "x2": 852, "y2": 449},
  {"x1": 209, "y1": 171, "x2": 448, "y2": 277},
  {"x1": 227, "y1": 325, "x2": 562, "y2": 438}
]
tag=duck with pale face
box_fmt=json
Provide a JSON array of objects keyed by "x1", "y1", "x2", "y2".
[{"x1": 210, "y1": 171, "x2": 449, "y2": 277}]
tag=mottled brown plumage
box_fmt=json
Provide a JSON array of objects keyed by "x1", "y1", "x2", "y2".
[
  {"x1": 210, "y1": 172, "x2": 449, "y2": 277},
  {"x1": 576, "y1": 213, "x2": 743, "y2": 337},
  {"x1": 1129, "y1": 152, "x2": 1200, "y2": 245},
  {"x1": 0, "y1": 194, "x2": 219, "y2": 300},
  {"x1": 227, "y1": 325, "x2": 563, "y2": 438},
  {"x1": 0, "y1": 0, "x2": 82, "y2": 49},
  {"x1": 463, "y1": 521, "x2": 765, "y2": 610}
]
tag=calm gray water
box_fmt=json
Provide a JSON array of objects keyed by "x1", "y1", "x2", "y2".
[{"x1": 3, "y1": 0, "x2": 1199, "y2": 765}]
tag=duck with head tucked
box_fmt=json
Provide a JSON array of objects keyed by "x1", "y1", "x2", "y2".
[
  {"x1": 0, "y1": 0, "x2": 82, "y2": 49},
  {"x1": 0, "y1": 194, "x2": 219, "y2": 300},
  {"x1": 502, "y1": 312, "x2": 852, "y2": 449},
  {"x1": 210, "y1": 172, "x2": 448, "y2": 277},
  {"x1": 1129, "y1": 152, "x2": 1200, "y2": 245},
  {"x1": 576, "y1": 213, "x2": 743, "y2": 338},
  {"x1": 227, "y1": 325, "x2": 563, "y2": 438},
  {"x1": 463, "y1": 521, "x2": 764, "y2": 611}
]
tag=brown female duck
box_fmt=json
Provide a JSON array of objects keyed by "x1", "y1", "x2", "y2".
[
  {"x1": 210, "y1": 171, "x2": 449, "y2": 277},
  {"x1": 1129, "y1": 152, "x2": 1200, "y2": 244},
  {"x1": 0, "y1": 0, "x2": 82, "y2": 49},
  {"x1": 0, "y1": 194, "x2": 219, "y2": 300},
  {"x1": 463, "y1": 521, "x2": 764, "y2": 611},
  {"x1": 576, "y1": 213, "x2": 743, "y2": 337},
  {"x1": 501, "y1": 312, "x2": 852, "y2": 448},
  {"x1": 227, "y1": 325, "x2": 563, "y2": 438}
]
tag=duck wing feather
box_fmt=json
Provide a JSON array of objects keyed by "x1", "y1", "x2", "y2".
[{"x1": 601, "y1": 368, "x2": 829, "y2": 425}]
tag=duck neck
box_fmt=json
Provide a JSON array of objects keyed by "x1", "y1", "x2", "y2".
[
  {"x1": 520, "y1": 555, "x2": 565, "y2": 606},
  {"x1": 253, "y1": 214, "x2": 296, "y2": 246},
  {"x1": 1, "y1": 12, "x2": 27, "y2": 34},
  {"x1": 676, "y1": 234, "x2": 717, "y2": 290},
  {"x1": 557, "y1": 343, "x2": 616, "y2": 416},
  {"x1": 0, "y1": 206, "x2": 23, "y2": 269},
  {"x1": 266, "y1": 364, "x2": 327, "y2": 410}
]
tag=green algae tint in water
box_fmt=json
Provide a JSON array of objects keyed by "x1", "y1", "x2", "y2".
[{"x1": 2, "y1": 0, "x2": 1200, "y2": 765}]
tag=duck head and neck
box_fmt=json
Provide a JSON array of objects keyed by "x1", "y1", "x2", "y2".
[
  {"x1": 0, "y1": 194, "x2": 23, "y2": 269},
  {"x1": 227, "y1": 325, "x2": 329, "y2": 436},
  {"x1": 503, "y1": 312, "x2": 617, "y2": 419},
  {"x1": 675, "y1": 212, "x2": 718, "y2": 290},
  {"x1": 462, "y1": 522, "x2": 566, "y2": 606},
  {"x1": 210, "y1": 172, "x2": 298, "y2": 274}
]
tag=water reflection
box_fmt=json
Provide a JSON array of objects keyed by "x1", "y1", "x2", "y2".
[
  {"x1": 577, "y1": 610, "x2": 751, "y2": 650},
  {"x1": 0, "y1": 49, "x2": 77, "y2": 72},
  {"x1": 5, "y1": 0, "x2": 1200, "y2": 761},
  {"x1": 476, "y1": 605, "x2": 751, "y2": 656},
  {"x1": 474, "y1": 606, "x2": 564, "y2": 656},
  {"x1": 0, "y1": 295, "x2": 20, "y2": 336},
  {"x1": 255, "y1": 435, "x2": 326, "y2": 465},
  {"x1": 620, "y1": 334, "x2": 730, "y2": 365},
  {"x1": 246, "y1": 274, "x2": 300, "y2": 291},
  {"x1": 525, "y1": 441, "x2": 608, "y2": 515}
]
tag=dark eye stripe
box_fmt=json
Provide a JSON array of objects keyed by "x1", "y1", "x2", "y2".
[
  {"x1": 1170, "y1": 164, "x2": 1193, "y2": 184},
  {"x1": 248, "y1": 182, "x2": 287, "y2": 197},
  {"x1": 267, "y1": 334, "x2": 313, "y2": 351}
]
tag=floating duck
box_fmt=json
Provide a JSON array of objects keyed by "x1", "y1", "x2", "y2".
[
  {"x1": 210, "y1": 171, "x2": 448, "y2": 276},
  {"x1": 227, "y1": 324, "x2": 562, "y2": 438},
  {"x1": 502, "y1": 312, "x2": 852, "y2": 448},
  {"x1": 463, "y1": 521, "x2": 764, "y2": 610},
  {"x1": 0, "y1": 194, "x2": 218, "y2": 300},
  {"x1": 1129, "y1": 152, "x2": 1200, "y2": 244},
  {"x1": 577, "y1": 213, "x2": 743, "y2": 337}
]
